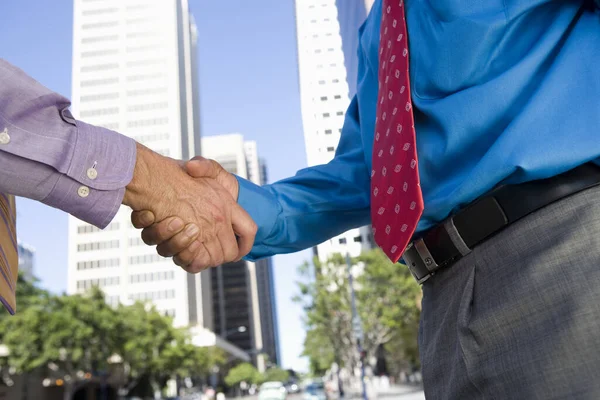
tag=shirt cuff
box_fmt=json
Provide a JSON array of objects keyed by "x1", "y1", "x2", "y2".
[
  {"x1": 42, "y1": 173, "x2": 124, "y2": 229},
  {"x1": 235, "y1": 176, "x2": 280, "y2": 255},
  {"x1": 67, "y1": 120, "x2": 137, "y2": 191}
]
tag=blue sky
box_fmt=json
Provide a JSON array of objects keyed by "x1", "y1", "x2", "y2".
[{"x1": 2, "y1": 1, "x2": 311, "y2": 371}]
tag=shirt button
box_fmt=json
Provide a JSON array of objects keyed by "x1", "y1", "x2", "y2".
[
  {"x1": 0, "y1": 129, "x2": 10, "y2": 145},
  {"x1": 78, "y1": 186, "x2": 90, "y2": 198},
  {"x1": 87, "y1": 168, "x2": 98, "y2": 180}
]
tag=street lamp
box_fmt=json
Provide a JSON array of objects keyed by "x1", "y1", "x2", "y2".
[{"x1": 223, "y1": 326, "x2": 247, "y2": 338}]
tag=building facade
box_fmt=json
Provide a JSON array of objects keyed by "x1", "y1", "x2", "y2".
[
  {"x1": 67, "y1": 0, "x2": 211, "y2": 329},
  {"x1": 17, "y1": 241, "x2": 35, "y2": 281},
  {"x1": 201, "y1": 134, "x2": 280, "y2": 369},
  {"x1": 294, "y1": 0, "x2": 374, "y2": 261}
]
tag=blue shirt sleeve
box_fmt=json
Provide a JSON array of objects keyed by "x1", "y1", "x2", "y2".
[{"x1": 237, "y1": 95, "x2": 371, "y2": 260}]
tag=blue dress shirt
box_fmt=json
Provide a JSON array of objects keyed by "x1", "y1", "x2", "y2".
[{"x1": 237, "y1": 0, "x2": 600, "y2": 260}]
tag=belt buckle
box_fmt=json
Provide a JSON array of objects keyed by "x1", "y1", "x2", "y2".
[{"x1": 402, "y1": 238, "x2": 438, "y2": 284}]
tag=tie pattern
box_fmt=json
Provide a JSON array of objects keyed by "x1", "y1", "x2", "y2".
[
  {"x1": 370, "y1": 0, "x2": 424, "y2": 263},
  {"x1": 0, "y1": 194, "x2": 18, "y2": 314}
]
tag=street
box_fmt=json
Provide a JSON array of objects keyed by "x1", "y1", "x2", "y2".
[{"x1": 233, "y1": 385, "x2": 425, "y2": 400}]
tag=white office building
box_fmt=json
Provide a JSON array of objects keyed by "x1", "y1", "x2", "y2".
[
  {"x1": 67, "y1": 0, "x2": 210, "y2": 329},
  {"x1": 294, "y1": 0, "x2": 374, "y2": 261}
]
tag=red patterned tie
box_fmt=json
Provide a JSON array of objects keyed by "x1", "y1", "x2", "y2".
[{"x1": 371, "y1": 0, "x2": 424, "y2": 263}]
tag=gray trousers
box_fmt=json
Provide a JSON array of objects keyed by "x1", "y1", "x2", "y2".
[{"x1": 419, "y1": 185, "x2": 600, "y2": 399}]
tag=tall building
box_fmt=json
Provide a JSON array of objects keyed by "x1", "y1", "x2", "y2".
[
  {"x1": 201, "y1": 134, "x2": 280, "y2": 370},
  {"x1": 17, "y1": 241, "x2": 35, "y2": 281},
  {"x1": 294, "y1": 0, "x2": 374, "y2": 261},
  {"x1": 68, "y1": 0, "x2": 210, "y2": 329}
]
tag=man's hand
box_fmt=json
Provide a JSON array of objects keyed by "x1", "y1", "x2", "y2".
[{"x1": 125, "y1": 146, "x2": 256, "y2": 272}]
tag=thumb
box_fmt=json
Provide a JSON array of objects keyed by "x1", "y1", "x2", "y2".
[{"x1": 185, "y1": 157, "x2": 222, "y2": 179}]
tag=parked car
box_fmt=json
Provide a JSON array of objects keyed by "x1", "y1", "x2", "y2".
[
  {"x1": 303, "y1": 381, "x2": 327, "y2": 400},
  {"x1": 258, "y1": 381, "x2": 287, "y2": 400}
]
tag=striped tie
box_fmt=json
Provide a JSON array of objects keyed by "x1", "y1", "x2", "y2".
[{"x1": 0, "y1": 194, "x2": 18, "y2": 315}]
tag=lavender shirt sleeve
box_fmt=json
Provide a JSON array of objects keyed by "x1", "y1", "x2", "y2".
[{"x1": 0, "y1": 59, "x2": 136, "y2": 228}]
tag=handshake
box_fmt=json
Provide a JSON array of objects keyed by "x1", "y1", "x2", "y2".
[{"x1": 122, "y1": 143, "x2": 257, "y2": 273}]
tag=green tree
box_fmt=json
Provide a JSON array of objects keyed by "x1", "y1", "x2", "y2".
[
  {"x1": 225, "y1": 362, "x2": 260, "y2": 387},
  {"x1": 262, "y1": 366, "x2": 290, "y2": 383},
  {"x1": 0, "y1": 287, "x2": 121, "y2": 400},
  {"x1": 356, "y1": 249, "x2": 421, "y2": 372},
  {"x1": 294, "y1": 249, "x2": 422, "y2": 377}
]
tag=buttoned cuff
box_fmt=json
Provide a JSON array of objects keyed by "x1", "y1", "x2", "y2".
[
  {"x1": 67, "y1": 121, "x2": 137, "y2": 191},
  {"x1": 235, "y1": 176, "x2": 280, "y2": 256},
  {"x1": 42, "y1": 173, "x2": 124, "y2": 229}
]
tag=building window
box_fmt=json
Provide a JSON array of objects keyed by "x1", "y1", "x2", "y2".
[
  {"x1": 354, "y1": 236, "x2": 363, "y2": 243},
  {"x1": 79, "y1": 107, "x2": 119, "y2": 118},
  {"x1": 318, "y1": 80, "x2": 326, "y2": 85},
  {"x1": 339, "y1": 128, "x2": 343, "y2": 133},
  {"x1": 77, "y1": 222, "x2": 119, "y2": 234},
  {"x1": 81, "y1": 34, "x2": 119, "y2": 44},
  {"x1": 81, "y1": 49, "x2": 119, "y2": 58},
  {"x1": 332, "y1": 79, "x2": 340, "y2": 83},
  {"x1": 127, "y1": 102, "x2": 169, "y2": 112},
  {"x1": 127, "y1": 87, "x2": 168, "y2": 97},
  {"x1": 76, "y1": 258, "x2": 119, "y2": 271},
  {"x1": 127, "y1": 117, "x2": 169, "y2": 128},
  {"x1": 77, "y1": 240, "x2": 120, "y2": 252},
  {"x1": 337, "y1": 111, "x2": 344, "y2": 116},
  {"x1": 328, "y1": 48, "x2": 335, "y2": 52},
  {"x1": 323, "y1": 113, "x2": 330, "y2": 118},
  {"x1": 80, "y1": 92, "x2": 119, "y2": 102},
  {"x1": 327, "y1": 146, "x2": 335, "y2": 152},
  {"x1": 80, "y1": 77, "x2": 119, "y2": 87},
  {"x1": 128, "y1": 289, "x2": 176, "y2": 302},
  {"x1": 325, "y1": 129, "x2": 332, "y2": 134},
  {"x1": 334, "y1": 95, "x2": 342, "y2": 99},
  {"x1": 320, "y1": 96, "x2": 327, "y2": 101},
  {"x1": 126, "y1": 73, "x2": 164, "y2": 82},
  {"x1": 76, "y1": 276, "x2": 120, "y2": 290},
  {"x1": 82, "y1": 8, "x2": 118, "y2": 16},
  {"x1": 129, "y1": 271, "x2": 175, "y2": 284},
  {"x1": 80, "y1": 63, "x2": 119, "y2": 73},
  {"x1": 82, "y1": 21, "x2": 119, "y2": 30},
  {"x1": 315, "y1": 49, "x2": 322, "y2": 54},
  {"x1": 339, "y1": 238, "x2": 347, "y2": 245},
  {"x1": 129, "y1": 253, "x2": 169, "y2": 265},
  {"x1": 330, "y1": 63, "x2": 337, "y2": 67}
]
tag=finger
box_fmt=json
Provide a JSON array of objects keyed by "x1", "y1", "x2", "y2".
[
  {"x1": 177, "y1": 243, "x2": 213, "y2": 274},
  {"x1": 156, "y1": 223, "x2": 200, "y2": 257},
  {"x1": 131, "y1": 210, "x2": 155, "y2": 229},
  {"x1": 231, "y1": 204, "x2": 257, "y2": 260},
  {"x1": 185, "y1": 158, "x2": 221, "y2": 179},
  {"x1": 218, "y1": 225, "x2": 240, "y2": 264},
  {"x1": 141, "y1": 216, "x2": 186, "y2": 246},
  {"x1": 173, "y1": 240, "x2": 202, "y2": 268},
  {"x1": 203, "y1": 238, "x2": 226, "y2": 267}
]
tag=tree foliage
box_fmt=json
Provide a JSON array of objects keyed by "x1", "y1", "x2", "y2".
[
  {"x1": 224, "y1": 362, "x2": 261, "y2": 387},
  {"x1": 0, "y1": 277, "x2": 225, "y2": 398},
  {"x1": 262, "y1": 366, "x2": 290, "y2": 383},
  {"x1": 294, "y1": 249, "x2": 421, "y2": 376}
]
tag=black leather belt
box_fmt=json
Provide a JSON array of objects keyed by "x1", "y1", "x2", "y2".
[{"x1": 403, "y1": 163, "x2": 600, "y2": 284}]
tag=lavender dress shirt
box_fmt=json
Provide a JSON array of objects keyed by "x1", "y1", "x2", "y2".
[{"x1": 0, "y1": 59, "x2": 136, "y2": 228}]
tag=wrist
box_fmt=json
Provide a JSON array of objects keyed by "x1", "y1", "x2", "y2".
[{"x1": 123, "y1": 142, "x2": 153, "y2": 210}]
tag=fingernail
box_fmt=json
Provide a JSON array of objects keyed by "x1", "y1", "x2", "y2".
[
  {"x1": 169, "y1": 218, "x2": 184, "y2": 232},
  {"x1": 140, "y1": 211, "x2": 153, "y2": 226},
  {"x1": 188, "y1": 240, "x2": 201, "y2": 252},
  {"x1": 185, "y1": 224, "x2": 200, "y2": 237}
]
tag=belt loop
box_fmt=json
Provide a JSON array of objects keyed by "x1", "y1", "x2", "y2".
[{"x1": 444, "y1": 218, "x2": 472, "y2": 257}]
